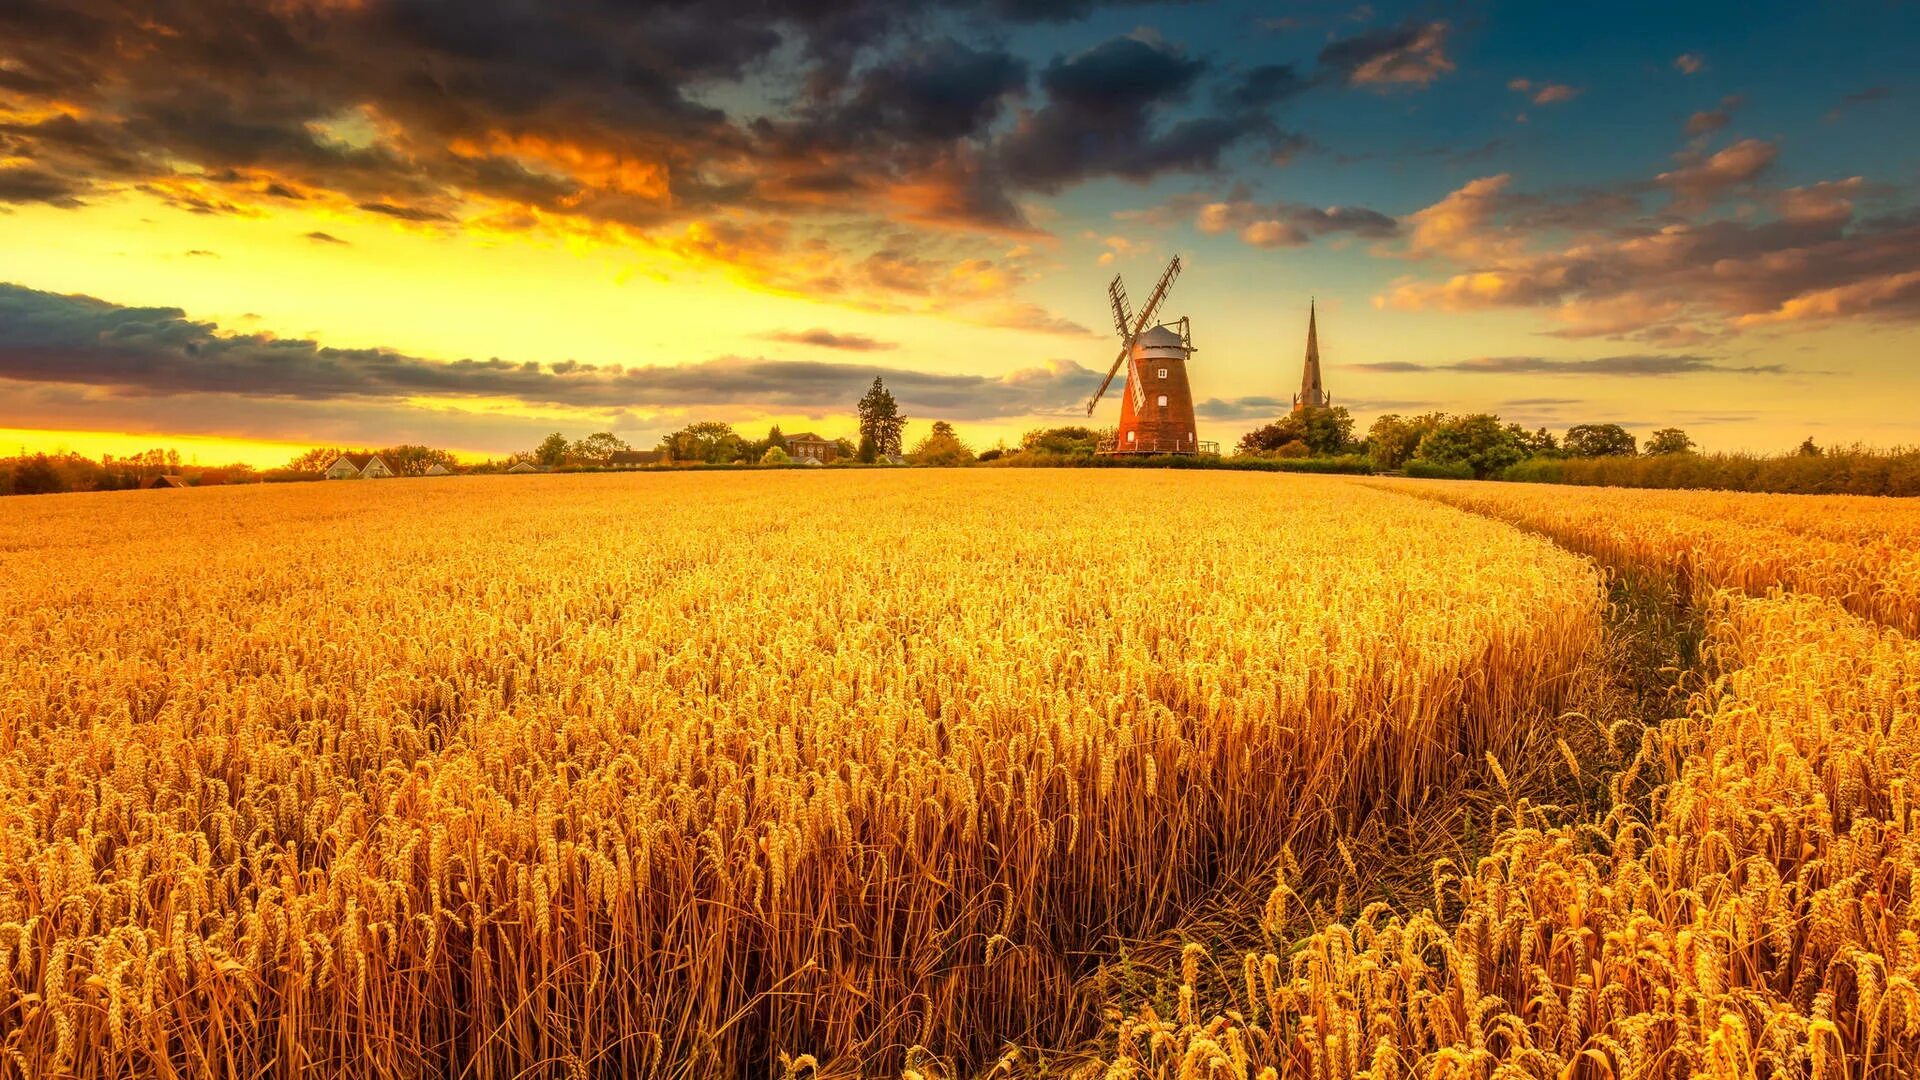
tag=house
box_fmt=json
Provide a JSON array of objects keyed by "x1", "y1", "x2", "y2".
[
  {"x1": 423, "y1": 463, "x2": 451, "y2": 476},
  {"x1": 324, "y1": 453, "x2": 395, "y2": 479},
  {"x1": 609, "y1": 449, "x2": 671, "y2": 468},
  {"x1": 880, "y1": 453, "x2": 908, "y2": 466},
  {"x1": 784, "y1": 432, "x2": 838, "y2": 464},
  {"x1": 140, "y1": 475, "x2": 188, "y2": 489},
  {"x1": 506, "y1": 461, "x2": 543, "y2": 474}
]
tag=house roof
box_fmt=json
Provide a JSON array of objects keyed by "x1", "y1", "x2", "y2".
[
  {"x1": 335, "y1": 453, "x2": 387, "y2": 472},
  {"x1": 786, "y1": 432, "x2": 828, "y2": 443},
  {"x1": 142, "y1": 475, "x2": 187, "y2": 488},
  {"x1": 424, "y1": 463, "x2": 450, "y2": 475},
  {"x1": 506, "y1": 461, "x2": 541, "y2": 473}
]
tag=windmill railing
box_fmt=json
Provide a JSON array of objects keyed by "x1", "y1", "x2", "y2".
[{"x1": 1096, "y1": 437, "x2": 1220, "y2": 456}]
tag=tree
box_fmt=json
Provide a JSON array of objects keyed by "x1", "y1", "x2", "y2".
[
  {"x1": 1296, "y1": 406, "x2": 1354, "y2": 456},
  {"x1": 570, "y1": 431, "x2": 630, "y2": 463},
  {"x1": 1644, "y1": 428, "x2": 1695, "y2": 456},
  {"x1": 1563, "y1": 423, "x2": 1638, "y2": 457},
  {"x1": 1236, "y1": 415, "x2": 1304, "y2": 455},
  {"x1": 856, "y1": 433, "x2": 878, "y2": 463},
  {"x1": 832, "y1": 437, "x2": 857, "y2": 460},
  {"x1": 288, "y1": 447, "x2": 348, "y2": 473},
  {"x1": 381, "y1": 444, "x2": 458, "y2": 476},
  {"x1": 760, "y1": 446, "x2": 791, "y2": 465},
  {"x1": 534, "y1": 432, "x2": 572, "y2": 468},
  {"x1": 1798, "y1": 437, "x2": 1822, "y2": 457},
  {"x1": 664, "y1": 421, "x2": 748, "y2": 464},
  {"x1": 1367, "y1": 413, "x2": 1442, "y2": 470},
  {"x1": 1415, "y1": 414, "x2": 1528, "y2": 478},
  {"x1": 1511, "y1": 425, "x2": 1559, "y2": 457},
  {"x1": 1020, "y1": 426, "x2": 1102, "y2": 456},
  {"x1": 754, "y1": 425, "x2": 786, "y2": 459},
  {"x1": 857, "y1": 377, "x2": 906, "y2": 455},
  {"x1": 910, "y1": 420, "x2": 975, "y2": 467}
]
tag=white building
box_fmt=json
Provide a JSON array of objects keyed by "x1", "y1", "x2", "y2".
[{"x1": 324, "y1": 453, "x2": 395, "y2": 479}]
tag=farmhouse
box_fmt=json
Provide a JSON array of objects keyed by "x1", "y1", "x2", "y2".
[
  {"x1": 324, "y1": 453, "x2": 395, "y2": 479},
  {"x1": 506, "y1": 461, "x2": 543, "y2": 474},
  {"x1": 423, "y1": 463, "x2": 451, "y2": 476},
  {"x1": 784, "y1": 433, "x2": 837, "y2": 464}
]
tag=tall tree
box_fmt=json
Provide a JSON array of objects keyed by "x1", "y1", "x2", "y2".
[
  {"x1": 1644, "y1": 428, "x2": 1695, "y2": 455},
  {"x1": 534, "y1": 432, "x2": 572, "y2": 467},
  {"x1": 664, "y1": 421, "x2": 748, "y2": 464},
  {"x1": 380, "y1": 444, "x2": 457, "y2": 475},
  {"x1": 1563, "y1": 423, "x2": 1638, "y2": 457},
  {"x1": 288, "y1": 446, "x2": 348, "y2": 473},
  {"x1": 857, "y1": 378, "x2": 906, "y2": 455},
  {"x1": 1366, "y1": 413, "x2": 1442, "y2": 470},
  {"x1": 1415, "y1": 414, "x2": 1528, "y2": 478},
  {"x1": 570, "y1": 432, "x2": 630, "y2": 463},
  {"x1": 910, "y1": 421, "x2": 974, "y2": 467}
]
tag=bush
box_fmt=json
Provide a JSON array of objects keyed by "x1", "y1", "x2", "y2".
[
  {"x1": 1497, "y1": 446, "x2": 1920, "y2": 496},
  {"x1": 1404, "y1": 459, "x2": 1475, "y2": 480},
  {"x1": 760, "y1": 446, "x2": 791, "y2": 465}
]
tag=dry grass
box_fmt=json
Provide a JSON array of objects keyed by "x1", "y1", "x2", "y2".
[{"x1": 0, "y1": 472, "x2": 1602, "y2": 1078}]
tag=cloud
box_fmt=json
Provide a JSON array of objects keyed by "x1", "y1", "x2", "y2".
[
  {"x1": 305, "y1": 231, "x2": 349, "y2": 245},
  {"x1": 1508, "y1": 78, "x2": 1580, "y2": 106},
  {"x1": 1230, "y1": 64, "x2": 1308, "y2": 108},
  {"x1": 1195, "y1": 198, "x2": 1399, "y2": 248},
  {"x1": 1826, "y1": 85, "x2": 1891, "y2": 123},
  {"x1": 1684, "y1": 95, "x2": 1744, "y2": 138},
  {"x1": 997, "y1": 36, "x2": 1271, "y2": 193},
  {"x1": 1656, "y1": 138, "x2": 1778, "y2": 203},
  {"x1": 762, "y1": 329, "x2": 899, "y2": 351},
  {"x1": 0, "y1": 282, "x2": 1101, "y2": 419},
  {"x1": 1351, "y1": 354, "x2": 1787, "y2": 376},
  {"x1": 1673, "y1": 53, "x2": 1705, "y2": 75},
  {"x1": 1318, "y1": 21, "x2": 1455, "y2": 89}
]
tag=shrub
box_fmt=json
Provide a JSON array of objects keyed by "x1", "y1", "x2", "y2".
[{"x1": 1405, "y1": 459, "x2": 1475, "y2": 480}]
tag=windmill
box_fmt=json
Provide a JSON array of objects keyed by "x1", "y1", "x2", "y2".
[{"x1": 1086, "y1": 254, "x2": 1202, "y2": 454}]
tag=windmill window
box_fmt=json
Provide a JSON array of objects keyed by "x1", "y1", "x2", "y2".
[
  {"x1": 1126, "y1": 431, "x2": 1136, "y2": 443},
  {"x1": 1157, "y1": 394, "x2": 1169, "y2": 407},
  {"x1": 1157, "y1": 368, "x2": 1168, "y2": 379}
]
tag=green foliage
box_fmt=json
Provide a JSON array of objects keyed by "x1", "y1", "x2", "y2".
[
  {"x1": 568, "y1": 431, "x2": 631, "y2": 463},
  {"x1": 1020, "y1": 426, "x2": 1103, "y2": 457},
  {"x1": 986, "y1": 452, "x2": 1372, "y2": 474},
  {"x1": 909, "y1": 420, "x2": 975, "y2": 467},
  {"x1": 1367, "y1": 413, "x2": 1442, "y2": 471},
  {"x1": 1564, "y1": 423, "x2": 1638, "y2": 457},
  {"x1": 1506, "y1": 446, "x2": 1920, "y2": 495},
  {"x1": 1404, "y1": 459, "x2": 1476, "y2": 480},
  {"x1": 857, "y1": 378, "x2": 906, "y2": 455},
  {"x1": 288, "y1": 447, "x2": 349, "y2": 473},
  {"x1": 664, "y1": 421, "x2": 749, "y2": 464},
  {"x1": 760, "y1": 446, "x2": 791, "y2": 465},
  {"x1": 380, "y1": 444, "x2": 459, "y2": 476},
  {"x1": 1798, "y1": 437, "x2": 1822, "y2": 457},
  {"x1": 856, "y1": 433, "x2": 878, "y2": 464},
  {"x1": 1644, "y1": 428, "x2": 1694, "y2": 456},
  {"x1": 1239, "y1": 407, "x2": 1353, "y2": 457},
  {"x1": 1414, "y1": 414, "x2": 1528, "y2": 478},
  {"x1": 534, "y1": 432, "x2": 573, "y2": 468}
]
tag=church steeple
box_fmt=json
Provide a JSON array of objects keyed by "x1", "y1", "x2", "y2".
[{"x1": 1294, "y1": 299, "x2": 1328, "y2": 412}]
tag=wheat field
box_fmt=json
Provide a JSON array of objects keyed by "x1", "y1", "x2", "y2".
[{"x1": 0, "y1": 472, "x2": 1601, "y2": 1078}]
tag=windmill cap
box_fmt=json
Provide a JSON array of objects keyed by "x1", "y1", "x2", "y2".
[{"x1": 1135, "y1": 324, "x2": 1184, "y2": 348}]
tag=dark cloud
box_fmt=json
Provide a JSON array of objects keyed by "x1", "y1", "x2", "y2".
[
  {"x1": 1317, "y1": 21, "x2": 1454, "y2": 89},
  {"x1": 0, "y1": 283, "x2": 1099, "y2": 418},
  {"x1": 305, "y1": 231, "x2": 349, "y2": 245},
  {"x1": 1229, "y1": 64, "x2": 1307, "y2": 108},
  {"x1": 998, "y1": 36, "x2": 1270, "y2": 192},
  {"x1": 1684, "y1": 95, "x2": 1743, "y2": 138},
  {"x1": 0, "y1": 163, "x2": 90, "y2": 207},
  {"x1": 763, "y1": 328, "x2": 898, "y2": 351},
  {"x1": 1352, "y1": 354, "x2": 1788, "y2": 376}
]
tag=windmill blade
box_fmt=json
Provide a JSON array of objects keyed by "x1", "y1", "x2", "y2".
[
  {"x1": 1086, "y1": 341, "x2": 1132, "y2": 415},
  {"x1": 1107, "y1": 275, "x2": 1132, "y2": 339},
  {"x1": 1124, "y1": 255, "x2": 1181, "y2": 409},
  {"x1": 1087, "y1": 254, "x2": 1182, "y2": 417}
]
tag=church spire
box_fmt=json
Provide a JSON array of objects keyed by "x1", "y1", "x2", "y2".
[{"x1": 1294, "y1": 299, "x2": 1327, "y2": 412}]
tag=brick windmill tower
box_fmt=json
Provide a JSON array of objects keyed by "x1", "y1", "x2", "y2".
[{"x1": 1087, "y1": 255, "x2": 1204, "y2": 454}]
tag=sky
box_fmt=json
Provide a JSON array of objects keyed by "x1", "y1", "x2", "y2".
[{"x1": 1, "y1": 0, "x2": 1916, "y2": 465}]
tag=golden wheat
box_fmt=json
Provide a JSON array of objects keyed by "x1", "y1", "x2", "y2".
[
  {"x1": 0, "y1": 471, "x2": 1600, "y2": 1078},
  {"x1": 1108, "y1": 481, "x2": 1920, "y2": 1080}
]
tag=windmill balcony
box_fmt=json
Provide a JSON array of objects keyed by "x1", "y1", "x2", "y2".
[{"x1": 1096, "y1": 436, "x2": 1220, "y2": 456}]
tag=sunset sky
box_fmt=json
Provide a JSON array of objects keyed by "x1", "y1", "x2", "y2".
[{"x1": 2, "y1": 0, "x2": 1916, "y2": 465}]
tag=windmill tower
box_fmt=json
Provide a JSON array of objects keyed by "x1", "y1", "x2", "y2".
[
  {"x1": 1087, "y1": 255, "x2": 1202, "y2": 454},
  {"x1": 1292, "y1": 299, "x2": 1329, "y2": 412}
]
